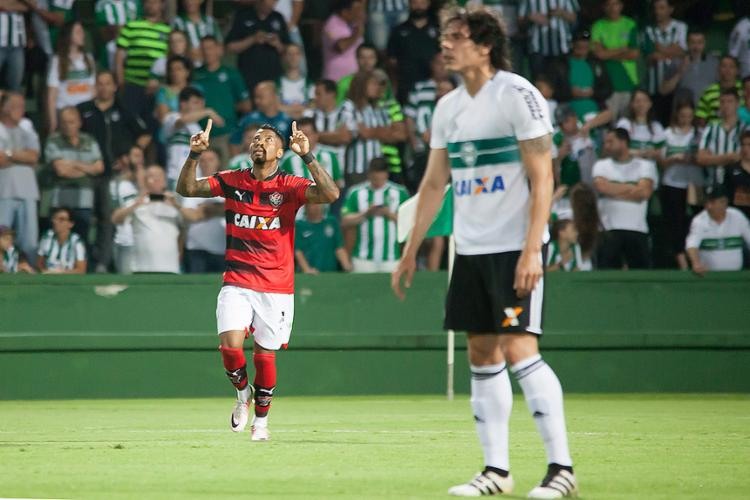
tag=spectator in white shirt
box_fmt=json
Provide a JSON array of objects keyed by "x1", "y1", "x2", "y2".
[
  {"x1": 593, "y1": 127, "x2": 659, "y2": 269},
  {"x1": 181, "y1": 148, "x2": 226, "y2": 273},
  {"x1": 686, "y1": 184, "x2": 750, "y2": 274}
]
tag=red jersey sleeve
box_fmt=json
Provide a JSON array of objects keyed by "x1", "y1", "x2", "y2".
[
  {"x1": 290, "y1": 176, "x2": 314, "y2": 208},
  {"x1": 208, "y1": 171, "x2": 228, "y2": 197}
]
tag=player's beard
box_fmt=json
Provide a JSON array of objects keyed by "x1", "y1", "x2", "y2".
[{"x1": 252, "y1": 147, "x2": 266, "y2": 163}]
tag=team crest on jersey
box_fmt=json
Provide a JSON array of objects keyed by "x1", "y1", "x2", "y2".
[
  {"x1": 269, "y1": 192, "x2": 284, "y2": 208},
  {"x1": 460, "y1": 142, "x2": 478, "y2": 168}
]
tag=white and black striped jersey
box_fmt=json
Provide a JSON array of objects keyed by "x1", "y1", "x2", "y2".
[
  {"x1": 368, "y1": 0, "x2": 407, "y2": 13},
  {"x1": 699, "y1": 121, "x2": 745, "y2": 185},
  {"x1": 0, "y1": 12, "x2": 26, "y2": 48},
  {"x1": 340, "y1": 100, "x2": 392, "y2": 176},
  {"x1": 519, "y1": 0, "x2": 579, "y2": 56},
  {"x1": 644, "y1": 19, "x2": 688, "y2": 95},
  {"x1": 405, "y1": 78, "x2": 437, "y2": 152}
]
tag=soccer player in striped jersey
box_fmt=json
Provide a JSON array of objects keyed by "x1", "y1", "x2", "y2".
[
  {"x1": 392, "y1": 6, "x2": 577, "y2": 497},
  {"x1": 697, "y1": 88, "x2": 744, "y2": 186},
  {"x1": 177, "y1": 120, "x2": 340, "y2": 441}
]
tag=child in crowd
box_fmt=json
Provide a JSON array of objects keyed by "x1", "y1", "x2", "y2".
[
  {"x1": 546, "y1": 219, "x2": 588, "y2": 272},
  {"x1": 0, "y1": 226, "x2": 34, "y2": 273},
  {"x1": 534, "y1": 74, "x2": 558, "y2": 126}
]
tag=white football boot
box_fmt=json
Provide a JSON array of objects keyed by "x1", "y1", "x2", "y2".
[
  {"x1": 448, "y1": 470, "x2": 514, "y2": 496},
  {"x1": 527, "y1": 467, "x2": 578, "y2": 498},
  {"x1": 250, "y1": 424, "x2": 270, "y2": 441},
  {"x1": 230, "y1": 400, "x2": 249, "y2": 433}
]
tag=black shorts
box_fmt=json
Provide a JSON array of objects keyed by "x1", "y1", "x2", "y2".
[{"x1": 444, "y1": 251, "x2": 545, "y2": 335}]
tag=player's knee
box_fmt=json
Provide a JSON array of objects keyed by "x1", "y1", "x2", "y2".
[
  {"x1": 500, "y1": 334, "x2": 539, "y2": 366},
  {"x1": 219, "y1": 330, "x2": 246, "y2": 349}
]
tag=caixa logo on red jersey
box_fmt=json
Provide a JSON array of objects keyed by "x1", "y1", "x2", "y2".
[
  {"x1": 234, "y1": 213, "x2": 281, "y2": 230},
  {"x1": 454, "y1": 175, "x2": 505, "y2": 196}
]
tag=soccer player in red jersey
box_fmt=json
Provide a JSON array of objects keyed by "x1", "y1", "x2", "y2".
[{"x1": 176, "y1": 120, "x2": 340, "y2": 441}]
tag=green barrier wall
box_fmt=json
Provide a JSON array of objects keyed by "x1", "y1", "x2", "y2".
[{"x1": 1, "y1": 272, "x2": 749, "y2": 398}]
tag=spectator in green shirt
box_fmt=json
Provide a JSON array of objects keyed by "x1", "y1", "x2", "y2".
[
  {"x1": 192, "y1": 35, "x2": 252, "y2": 162},
  {"x1": 294, "y1": 203, "x2": 352, "y2": 273},
  {"x1": 591, "y1": 0, "x2": 640, "y2": 120}
]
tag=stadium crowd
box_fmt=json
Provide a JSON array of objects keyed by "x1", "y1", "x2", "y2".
[{"x1": 1, "y1": 0, "x2": 750, "y2": 276}]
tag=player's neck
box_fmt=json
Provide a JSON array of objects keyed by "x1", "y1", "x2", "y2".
[
  {"x1": 251, "y1": 162, "x2": 279, "y2": 181},
  {"x1": 461, "y1": 65, "x2": 495, "y2": 97}
]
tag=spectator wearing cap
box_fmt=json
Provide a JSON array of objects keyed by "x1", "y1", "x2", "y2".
[
  {"x1": 686, "y1": 185, "x2": 750, "y2": 273},
  {"x1": 695, "y1": 56, "x2": 744, "y2": 126},
  {"x1": 162, "y1": 86, "x2": 224, "y2": 188},
  {"x1": 0, "y1": 226, "x2": 34, "y2": 273},
  {"x1": 642, "y1": 0, "x2": 687, "y2": 125},
  {"x1": 591, "y1": 0, "x2": 640, "y2": 120},
  {"x1": 295, "y1": 203, "x2": 352, "y2": 274},
  {"x1": 725, "y1": 130, "x2": 750, "y2": 221},
  {"x1": 519, "y1": 0, "x2": 579, "y2": 83},
  {"x1": 45, "y1": 106, "x2": 105, "y2": 250},
  {"x1": 322, "y1": 0, "x2": 365, "y2": 82},
  {"x1": 386, "y1": 0, "x2": 440, "y2": 105},
  {"x1": 231, "y1": 81, "x2": 291, "y2": 156},
  {"x1": 226, "y1": 0, "x2": 290, "y2": 93},
  {"x1": 659, "y1": 30, "x2": 719, "y2": 109},
  {"x1": 192, "y1": 36, "x2": 252, "y2": 161},
  {"x1": 593, "y1": 128, "x2": 658, "y2": 269},
  {"x1": 0, "y1": 92, "x2": 41, "y2": 261},
  {"x1": 37, "y1": 207, "x2": 88, "y2": 275},
  {"x1": 696, "y1": 88, "x2": 743, "y2": 187}
]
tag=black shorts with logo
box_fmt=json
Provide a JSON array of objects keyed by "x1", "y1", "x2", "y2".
[{"x1": 444, "y1": 251, "x2": 545, "y2": 334}]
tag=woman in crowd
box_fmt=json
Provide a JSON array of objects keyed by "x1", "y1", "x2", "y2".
[
  {"x1": 46, "y1": 21, "x2": 96, "y2": 132},
  {"x1": 616, "y1": 89, "x2": 666, "y2": 160},
  {"x1": 149, "y1": 30, "x2": 191, "y2": 91},
  {"x1": 546, "y1": 219, "x2": 586, "y2": 272},
  {"x1": 657, "y1": 102, "x2": 703, "y2": 269},
  {"x1": 569, "y1": 182, "x2": 600, "y2": 270},
  {"x1": 155, "y1": 55, "x2": 194, "y2": 125}
]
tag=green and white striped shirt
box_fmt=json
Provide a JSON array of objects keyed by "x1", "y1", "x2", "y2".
[
  {"x1": 699, "y1": 120, "x2": 745, "y2": 184},
  {"x1": 280, "y1": 146, "x2": 342, "y2": 182},
  {"x1": 369, "y1": 0, "x2": 407, "y2": 13},
  {"x1": 341, "y1": 181, "x2": 409, "y2": 262},
  {"x1": 38, "y1": 230, "x2": 87, "y2": 271},
  {"x1": 95, "y1": 0, "x2": 141, "y2": 27},
  {"x1": 545, "y1": 240, "x2": 584, "y2": 271},
  {"x1": 116, "y1": 18, "x2": 171, "y2": 86},
  {"x1": 405, "y1": 78, "x2": 437, "y2": 152},
  {"x1": 0, "y1": 12, "x2": 26, "y2": 48},
  {"x1": 171, "y1": 14, "x2": 222, "y2": 49},
  {"x1": 519, "y1": 0, "x2": 579, "y2": 56},
  {"x1": 2, "y1": 246, "x2": 20, "y2": 273},
  {"x1": 643, "y1": 19, "x2": 687, "y2": 96},
  {"x1": 227, "y1": 154, "x2": 252, "y2": 171}
]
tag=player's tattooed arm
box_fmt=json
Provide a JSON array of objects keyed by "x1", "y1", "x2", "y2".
[
  {"x1": 288, "y1": 120, "x2": 340, "y2": 204},
  {"x1": 176, "y1": 130, "x2": 213, "y2": 198},
  {"x1": 304, "y1": 159, "x2": 341, "y2": 204},
  {"x1": 518, "y1": 133, "x2": 552, "y2": 155}
]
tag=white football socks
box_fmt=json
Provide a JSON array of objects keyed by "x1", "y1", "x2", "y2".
[
  {"x1": 511, "y1": 354, "x2": 573, "y2": 467},
  {"x1": 470, "y1": 362, "x2": 513, "y2": 472}
]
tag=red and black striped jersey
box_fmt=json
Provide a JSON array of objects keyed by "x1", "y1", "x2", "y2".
[{"x1": 208, "y1": 169, "x2": 312, "y2": 294}]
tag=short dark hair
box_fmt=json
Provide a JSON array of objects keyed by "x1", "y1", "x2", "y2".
[
  {"x1": 259, "y1": 123, "x2": 285, "y2": 145},
  {"x1": 719, "y1": 87, "x2": 740, "y2": 100},
  {"x1": 179, "y1": 86, "x2": 204, "y2": 102},
  {"x1": 51, "y1": 207, "x2": 75, "y2": 221},
  {"x1": 166, "y1": 55, "x2": 193, "y2": 85},
  {"x1": 687, "y1": 29, "x2": 705, "y2": 37},
  {"x1": 315, "y1": 79, "x2": 338, "y2": 95},
  {"x1": 332, "y1": 0, "x2": 362, "y2": 14},
  {"x1": 720, "y1": 54, "x2": 739, "y2": 67},
  {"x1": 356, "y1": 43, "x2": 378, "y2": 57},
  {"x1": 296, "y1": 117, "x2": 317, "y2": 132},
  {"x1": 199, "y1": 35, "x2": 220, "y2": 45},
  {"x1": 367, "y1": 157, "x2": 389, "y2": 173},
  {"x1": 608, "y1": 127, "x2": 631, "y2": 145},
  {"x1": 440, "y1": 5, "x2": 511, "y2": 71},
  {"x1": 96, "y1": 69, "x2": 115, "y2": 81}
]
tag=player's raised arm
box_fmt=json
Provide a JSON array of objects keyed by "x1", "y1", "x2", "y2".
[
  {"x1": 391, "y1": 147, "x2": 451, "y2": 300},
  {"x1": 289, "y1": 120, "x2": 340, "y2": 204},
  {"x1": 176, "y1": 120, "x2": 214, "y2": 198},
  {"x1": 515, "y1": 133, "x2": 554, "y2": 297}
]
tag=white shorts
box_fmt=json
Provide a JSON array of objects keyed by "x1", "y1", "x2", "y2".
[
  {"x1": 216, "y1": 285, "x2": 295, "y2": 350},
  {"x1": 351, "y1": 258, "x2": 399, "y2": 273}
]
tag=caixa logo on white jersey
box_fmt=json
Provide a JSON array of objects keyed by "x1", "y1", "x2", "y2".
[
  {"x1": 234, "y1": 213, "x2": 281, "y2": 230},
  {"x1": 454, "y1": 175, "x2": 505, "y2": 196}
]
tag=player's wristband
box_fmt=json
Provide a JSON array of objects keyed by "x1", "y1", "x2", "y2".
[
  {"x1": 188, "y1": 151, "x2": 201, "y2": 160},
  {"x1": 301, "y1": 152, "x2": 315, "y2": 165}
]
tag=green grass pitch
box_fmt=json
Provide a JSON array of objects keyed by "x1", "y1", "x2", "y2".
[{"x1": 0, "y1": 394, "x2": 747, "y2": 499}]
